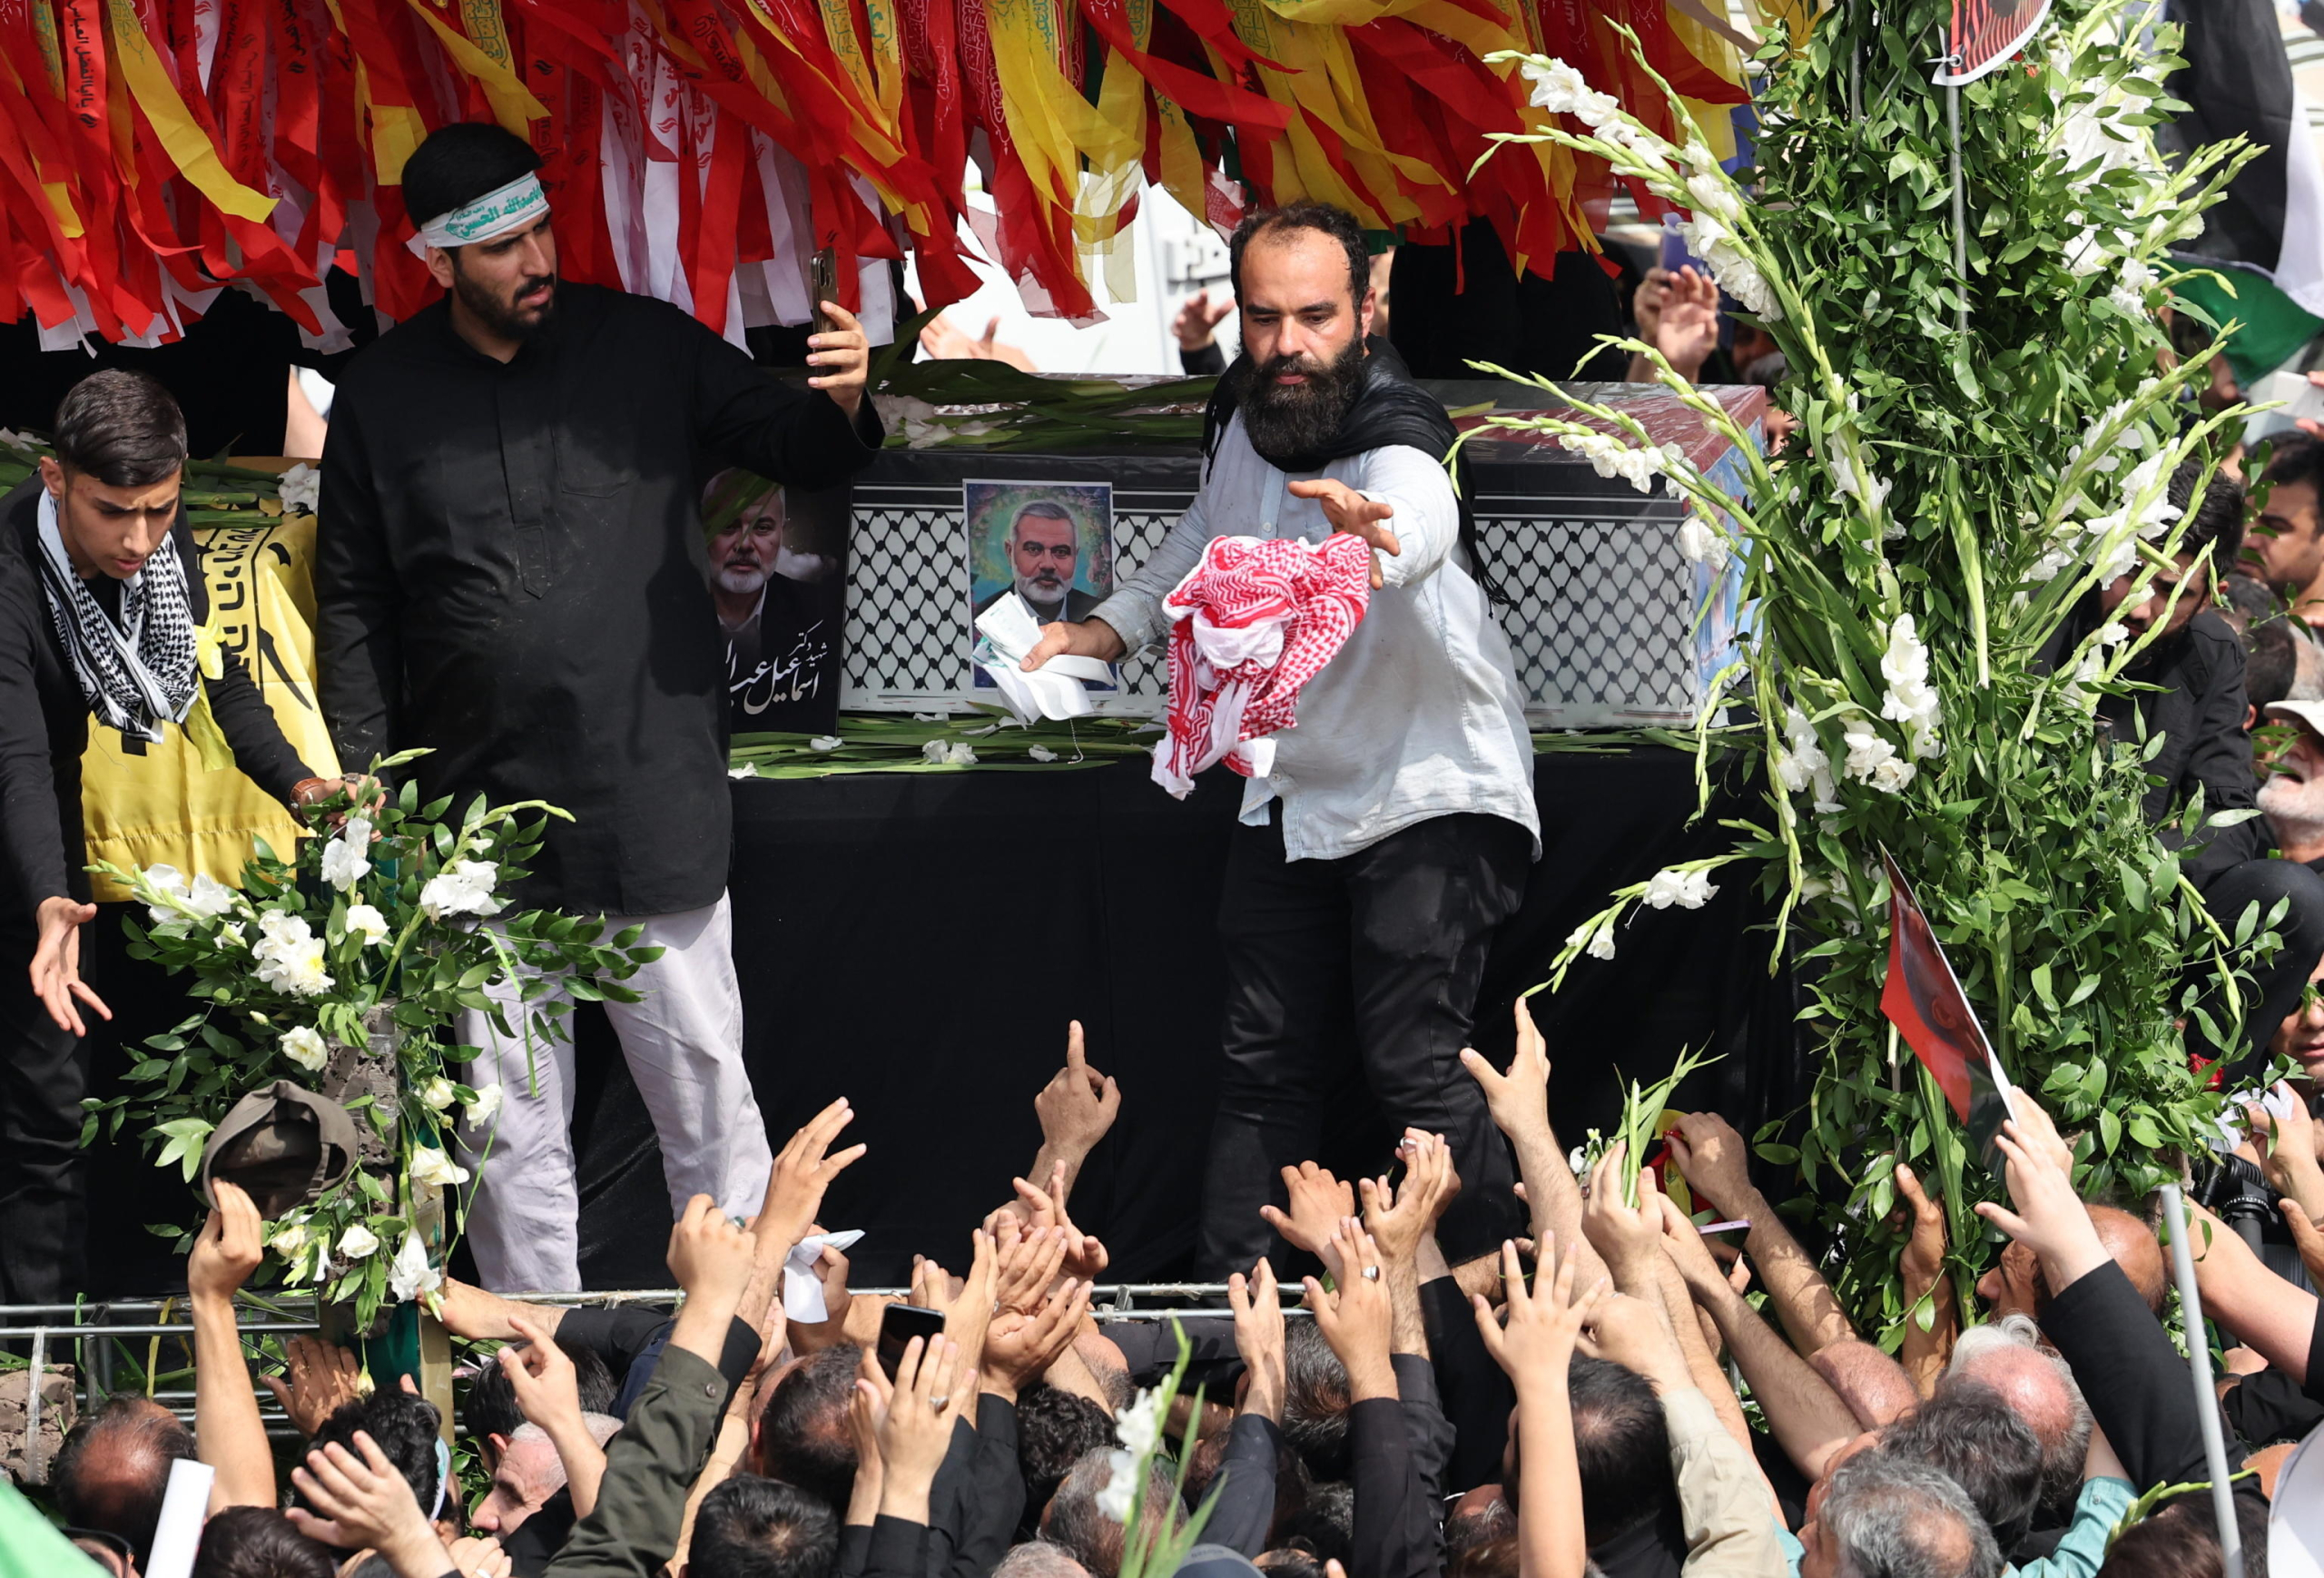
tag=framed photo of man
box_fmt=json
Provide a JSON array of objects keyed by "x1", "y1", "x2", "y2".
[
  {"x1": 703, "y1": 468, "x2": 850, "y2": 735},
  {"x1": 965, "y1": 479, "x2": 1118, "y2": 694}
]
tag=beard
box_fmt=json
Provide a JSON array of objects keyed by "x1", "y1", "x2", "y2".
[
  {"x1": 1235, "y1": 336, "x2": 1368, "y2": 470},
  {"x1": 715, "y1": 563, "x2": 767, "y2": 597},
  {"x1": 453, "y1": 263, "x2": 557, "y2": 343},
  {"x1": 1016, "y1": 571, "x2": 1068, "y2": 609},
  {"x1": 2260, "y1": 769, "x2": 2324, "y2": 844}
]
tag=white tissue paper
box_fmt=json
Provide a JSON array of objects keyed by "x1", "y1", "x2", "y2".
[
  {"x1": 783, "y1": 1229, "x2": 867, "y2": 1323},
  {"x1": 973, "y1": 594, "x2": 1116, "y2": 724}
]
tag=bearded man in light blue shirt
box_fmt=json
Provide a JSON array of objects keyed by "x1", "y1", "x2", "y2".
[{"x1": 1022, "y1": 201, "x2": 1539, "y2": 1273}]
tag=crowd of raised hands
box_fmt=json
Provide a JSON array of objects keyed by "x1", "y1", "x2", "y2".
[{"x1": 43, "y1": 1007, "x2": 2324, "y2": 1578}]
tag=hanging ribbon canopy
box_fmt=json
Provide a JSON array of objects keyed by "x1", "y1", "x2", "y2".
[{"x1": 0, "y1": 0, "x2": 1756, "y2": 350}]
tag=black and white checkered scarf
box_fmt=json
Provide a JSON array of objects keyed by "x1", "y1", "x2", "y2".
[{"x1": 34, "y1": 491, "x2": 199, "y2": 742}]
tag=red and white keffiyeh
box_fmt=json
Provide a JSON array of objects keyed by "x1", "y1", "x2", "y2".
[{"x1": 1152, "y1": 534, "x2": 1374, "y2": 798}]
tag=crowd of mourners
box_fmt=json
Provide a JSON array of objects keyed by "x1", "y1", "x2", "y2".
[{"x1": 25, "y1": 983, "x2": 2324, "y2": 1578}]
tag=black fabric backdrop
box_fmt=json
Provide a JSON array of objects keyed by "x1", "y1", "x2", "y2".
[{"x1": 78, "y1": 745, "x2": 1809, "y2": 1297}]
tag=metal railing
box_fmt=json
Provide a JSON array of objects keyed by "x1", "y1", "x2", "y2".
[{"x1": 2, "y1": 1284, "x2": 1265, "y2": 1484}]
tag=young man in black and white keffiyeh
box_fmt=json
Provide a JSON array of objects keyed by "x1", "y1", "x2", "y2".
[{"x1": 0, "y1": 370, "x2": 354, "y2": 1311}]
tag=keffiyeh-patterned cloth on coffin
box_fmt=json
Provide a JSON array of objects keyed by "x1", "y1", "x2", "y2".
[{"x1": 1152, "y1": 534, "x2": 1373, "y2": 798}]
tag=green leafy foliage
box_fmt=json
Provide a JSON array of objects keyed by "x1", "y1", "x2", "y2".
[{"x1": 1472, "y1": 0, "x2": 2281, "y2": 1336}]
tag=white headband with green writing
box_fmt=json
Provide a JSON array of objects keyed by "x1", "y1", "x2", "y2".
[{"x1": 414, "y1": 173, "x2": 549, "y2": 251}]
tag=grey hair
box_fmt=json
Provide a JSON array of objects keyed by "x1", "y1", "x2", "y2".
[
  {"x1": 1823, "y1": 1451, "x2": 2002, "y2": 1578},
  {"x1": 1945, "y1": 1316, "x2": 2093, "y2": 1512},
  {"x1": 994, "y1": 1542, "x2": 1092, "y2": 1578}
]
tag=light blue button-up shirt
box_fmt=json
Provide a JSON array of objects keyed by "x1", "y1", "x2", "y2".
[{"x1": 1088, "y1": 411, "x2": 1539, "y2": 863}]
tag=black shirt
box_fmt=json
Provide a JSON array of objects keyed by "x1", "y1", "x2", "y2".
[
  {"x1": 316, "y1": 283, "x2": 884, "y2": 916},
  {"x1": 0, "y1": 479, "x2": 311, "y2": 923}
]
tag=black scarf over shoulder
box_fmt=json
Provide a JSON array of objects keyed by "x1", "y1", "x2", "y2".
[{"x1": 1201, "y1": 337, "x2": 1504, "y2": 604}]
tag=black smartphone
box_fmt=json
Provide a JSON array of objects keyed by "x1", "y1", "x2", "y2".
[
  {"x1": 812, "y1": 247, "x2": 838, "y2": 336},
  {"x1": 877, "y1": 1303, "x2": 946, "y2": 1379}
]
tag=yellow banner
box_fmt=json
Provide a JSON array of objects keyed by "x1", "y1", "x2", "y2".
[{"x1": 103, "y1": 0, "x2": 277, "y2": 222}]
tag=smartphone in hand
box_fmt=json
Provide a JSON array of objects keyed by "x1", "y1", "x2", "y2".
[{"x1": 876, "y1": 1303, "x2": 947, "y2": 1379}]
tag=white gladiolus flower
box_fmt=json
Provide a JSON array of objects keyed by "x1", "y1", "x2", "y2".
[
  {"x1": 1676, "y1": 516, "x2": 1728, "y2": 569},
  {"x1": 1878, "y1": 616, "x2": 1943, "y2": 759},
  {"x1": 1116, "y1": 1387, "x2": 1164, "y2": 1457},
  {"x1": 320, "y1": 819, "x2": 371, "y2": 892},
  {"x1": 337, "y1": 1223, "x2": 380, "y2": 1259},
  {"x1": 418, "y1": 860, "x2": 502, "y2": 922},
  {"x1": 1587, "y1": 926, "x2": 1618, "y2": 960},
  {"x1": 1643, "y1": 870, "x2": 1689, "y2": 908},
  {"x1": 1095, "y1": 1449, "x2": 1139, "y2": 1522},
  {"x1": 409, "y1": 1147, "x2": 470, "y2": 1190},
  {"x1": 269, "y1": 1222, "x2": 309, "y2": 1258},
  {"x1": 466, "y1": 1086, "x2": 503, "y2": 1126},
  {"x1": 2109, "y1": 258, "x2": 2157, "y2": 314},
  {"x1": 1029, "y1": 745, "x2": 1059, "y2": 763},
  {"x1": 1685, "y1": 170, "x2": 1743, "y2": 225},
  {"x1": 809, "y1": 735, "x2": 843, "y2": 752},
  {"x1": 280, "y1": 1026, "x2": 329, "y2": 1073},
  {"x1": 276, "y1": 463, "x2": 321, "y2": 513},
  {"x1": 254, "y1": 913, "x2": 333, "y2": 998},
  {"x1": 419, "y1": 1077, "x2": 457, "y2": 1111},
  {"x1": 1520, "y1": 58, "x2": 1591, "y2": 115},
  {"x1": 345, "y1": 903, "x2": 389, "y2": 945},
  {"x1": 141, "y1": 864, "x2": 189, "y2": 904},
  {"x1": 921, "y1": 739, "x2": 950, "y2": 764},
  {"x1": 1842, "y1": 718, "x2": 1916, "y2": 794},
  {"x1": 389, "y1": 1231, "x2": 441, "y2": 1303},
  {"x1": 945, "y1": 742, "x2": 978, "y2": 765},
  {"x1": 1677, "y1": 869, "x2": 1718, "y2": 907}
]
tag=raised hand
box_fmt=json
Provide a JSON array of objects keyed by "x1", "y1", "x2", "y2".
[
  {"x1": 994, "y1": 1224, "x2": 1070, "y2": 1316},
  {"x1": 1654, "y1": 265, "x2": 1720, "y2": 380},
  {"x1": 1360, "y1": 1130, "x2": 1462, "y2": 1270},
  {"x1": 263, "y1": 1336, "x2": 364, "y2": 1438},
  {"x1": 1033, "y1": 1021, "x2": 1121, "y2": 1190},
  {"x1": 1666, "y1": 1112, "x2": 1758, "y2": 1221},
  {"x1": 286, "y1": 1431, "x2": 452, "y2": 1570},
  {"x1": 984, "y1": 1278, "x2": 1092, "y2": 1402},
  {"x1": 189, "y1": 1179, "x2": 265, "y2": 1305},
  {"x1": 1891, "y1": 1160, "x2": 1949, "y2": 1290},
  {"x1": 1973, "y1": 1111, "x2": 2108, "y2": 1295},
  {"x1": 1009, "y1": 1169, "x2": 1109, "y2": 1282},
  {"x1": 2248, "y1": 1086, "x2": 2324, "y2": 1222},
  {"x1": 499, "y1": 1314, "x2": 584, "y2": 1432},
  {"x1": 1173, "y1": 290, "x2": 1235, "y2": 351},
  {"x1": 758, "y1": 1099, "x2": 868, "y2": 1250},
  {"x1": 1471, "y1": 1232, "x2": 1605, "y2": 1387},
  {"x1": 1284, "y1": 478, "x2": 1400, "y2": 587},
  {"x1": 1580, "y1": 1142, "x2": 1664, "y2": 1290},
  {"x1": 1260, "y1": 1160, "x2": 1356, "y2": 1277},
  {"x1": 807, "y1": 301, "x2": 871, "y2": 417},
  {"x1": 1458, "y1": 997, "x2": 1552, "y2": 1143},
  {"x1": 1229, "y1": 1257, "x2": 1287, "y2": 1422},
  {"x1": 1303, "y1": 1218, "x2": 1394, "y2": 1400},
  {"x1": 668, "y1": 1195, "x2": 757, "y2": 1321},
  {"x1": 878, "y1": 1335, "x2": 974, "y2": 1522}
]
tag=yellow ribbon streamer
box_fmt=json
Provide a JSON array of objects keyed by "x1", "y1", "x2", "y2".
[
  {"x1": 103, "y1": 0, "x2": 277, "y2": 222},
  {"x1": 401, "y1": 0, "x2": 549, "y2": 134}
]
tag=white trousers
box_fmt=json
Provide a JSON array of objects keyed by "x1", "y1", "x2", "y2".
[{"x1": 454, "y1": 893, "x2": 773, "y2": 1292}]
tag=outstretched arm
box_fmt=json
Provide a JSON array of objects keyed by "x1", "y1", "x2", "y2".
[
  {"x1": 1669, "y1": 1111, "x2": 1856, "y2": 1353},
  {"x1": 1460, "y1": 997, "x2": 1607, "y2": 1289},
  {"x1": 190, "y1": 1182, "x2": 275, "y2": 1512}
]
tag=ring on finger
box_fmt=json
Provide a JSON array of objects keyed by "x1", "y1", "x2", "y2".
[{"x1": 1361, "y1": 1266, "x2": 1381, "y2": 1282}]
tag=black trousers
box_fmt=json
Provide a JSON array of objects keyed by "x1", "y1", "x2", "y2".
[
  {"x1": 0, "y1": 913, "x2": 89, "y2": 1306},
  {"x1": 2194, "y1": 856, "x2": 2324, "y2": 1078},
  {"x1": 1194, "y1": 808, "x2": 1533, "y2": 1277}
]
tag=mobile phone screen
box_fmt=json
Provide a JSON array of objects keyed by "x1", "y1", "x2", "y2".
[{"x1": 877, "y1": 1304, "x2": 947, "y2": 1379}]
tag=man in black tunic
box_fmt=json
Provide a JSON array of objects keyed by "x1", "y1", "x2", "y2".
[
  {"x1": 0, "y1": 370, "x2": 335, "y2": 1305},
  {"x1": 317, "y1": 124, "x2": 882, "y2": 1291}
]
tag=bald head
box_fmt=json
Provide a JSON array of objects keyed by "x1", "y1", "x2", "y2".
[
  {"x1": 52, "y1": 1396, "x2": 196, "y2": 1566},
  {"x1": 1945, "y1": 1316, "x2": 2092, "y2": 1511},
  {"x1": 2088, "y1": 1206, "x2": 2165, "y2": 1312}
]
